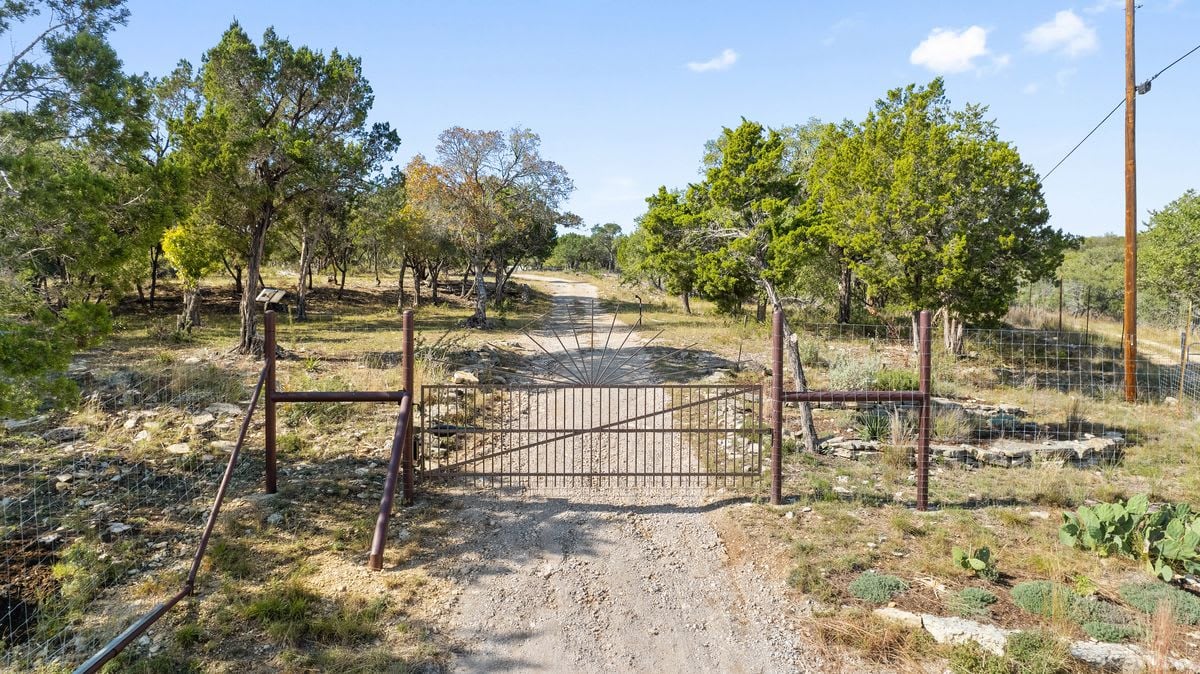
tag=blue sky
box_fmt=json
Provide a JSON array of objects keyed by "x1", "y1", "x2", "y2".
[{"x1": 110, "y1": 1, "x2": 1199, "y2": 237}]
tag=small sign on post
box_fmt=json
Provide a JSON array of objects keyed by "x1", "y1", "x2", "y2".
[{"x1": 256, "y1": 287, "x2": 288, "y2": 313}]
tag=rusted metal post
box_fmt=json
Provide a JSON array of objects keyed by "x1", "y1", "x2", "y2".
[
  {"x1": 264, "y1": 310, "x2": 278, "y2": 494},
  {"x1": 1123, "y1": 0, "x2": 1138, "y2": 402},
  {"x1": 916, "y1": 310, "x2": 932, "y2": 511},
  {"x1": 368, "y1": 393, "x2": 412, "y2": 571},
  {"x1": 771, "y1": 309, "x2": 784, "y2": 506},
  {"x1": 401, "y1": 309, "x2": 415, "y2": 506}
]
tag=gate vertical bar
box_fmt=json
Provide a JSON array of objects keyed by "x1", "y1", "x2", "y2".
[
  {"x1": 264, "y1": 310, "x2": 278, "y2": 494},
  {"x1": 401, "y1": 309, "x2": 415, "y2": 506},
  {"x1": 771, "y1": 310, "x2": 784, "y2": 505},
  {"x1": 916, "y1": 309, "x2": 932, "y2": 511}
]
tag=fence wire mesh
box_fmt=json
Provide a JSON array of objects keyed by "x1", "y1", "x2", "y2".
[{"x1": 1, "y1": 356, "x2": 261, "y2": 671}]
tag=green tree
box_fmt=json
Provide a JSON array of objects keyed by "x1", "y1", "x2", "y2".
[
  {"x1": 161, "y1": 217, "x2": 221, "y2": 332},
  {"x1": 684, "y1": 119, "x2": 822, "y2": 450},
  {"x1": 549, "y1": 232, "x2": 596, "y2": 271},
  {"x1": 1142, "y1": 190, "x2": 1200, "y2": 330},
  {"x1": 809, "y1": 79, "x2": 1070, "y2": 352},
  {"x1": 1, "y1": 0, "x2": 146, "y2": 414},
  {"x1": 590, "y1": 222, "x2": 623, "y2": 271},
  {"x1": 639, "y1": 187, "x2": 700, "y2": 314},
  {"x1": 176, "y1": 22, "x2": 396, "y2": 352},
  {"x1": 1058, "y1": 235, "x2": 1125, "y2": 321}
]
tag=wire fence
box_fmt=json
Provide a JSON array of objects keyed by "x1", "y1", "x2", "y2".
[
  {"x1": 2, "y1": 311, "x2": 1196, "y2": 669},
  {"x1": 0, "y1": 356, "x2": 261, "y2": 671}
]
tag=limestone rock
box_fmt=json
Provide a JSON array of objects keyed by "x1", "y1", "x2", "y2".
[
  {"x1": 872, "y1": 607, "x2": 922, "y2": 630},
  {"x1": 43, "y1": 426, "x2": 85, "y2": 443},
  {"x1": 920, "y1": 614, "x2": 1011, "y2": 656},
  {"x1": 452, "y1": 370, "x2": 479, "y2": 385}
]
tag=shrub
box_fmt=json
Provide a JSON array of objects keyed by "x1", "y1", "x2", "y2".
[
  {"x1": 1081, "y1": 621, "x2": 1143, "y2": 642},
  {"x1": 947, "y1": 643, "x2": 1009, "y2": 674},
  {"x1": 1005, "y1": 630, "x2": 1072, "y2": 674},
  {"x1": 874, "y1": 368, "x2": 919, "y2": 391},
  {"x1": 853, "y1": 409, "x2": 891, "y2": 442},
  {"x1": 948, "y1": 587, "x2": 998, "y2": 618},
  {"x1": 949, "y1": 632, "x2": 1075, "y2": 674},
  {"x1": 1119, "y1": 581, "x2": 1200, "y2": 625},
  {"x1": 848, "y1": 572, "x2": 908, "y2": 604},
  {"x1": 953, "y1": 546, "x2": 999, "y2": 581},
  {"x1": 1010, "y1": 581, "x2": 1075, "y2": 618},
  {"x1": 828, "y1": 353, "x2": 882, "y2": 390}
]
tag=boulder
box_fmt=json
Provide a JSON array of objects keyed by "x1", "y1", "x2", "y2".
[
  {"x1": 206, "y1": 403, "x2": 243, "y2": 417},
  {"x1": 43, "y1": 426, "x2": 86, "y2": 443},
  {"x1": 166, "y1": 442, "x2": 191, "y2": 455},
  {"x1": 452, "y1": 370, "x2": 479, "y2": 385},
  {"x1": 920, "y1": 614, "x2": 1011, "y2": 656}
]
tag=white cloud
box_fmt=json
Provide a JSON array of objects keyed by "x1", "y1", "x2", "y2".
[
  {"x1": 1022, "y1": 82, "x2": 1040, "y2": 95},
  {"x1": 686, "y1": 48, "x2": 738, "y2": 73},
  {"x1": 910, "y1": 26, "x2": 990, "y2": 74},
  {"x1": 991, "y1": 54, "x2": 1012, "y2": 69},
  {"x1": 1025, "y1": 10, "x2": 1098, "y2": 57}
]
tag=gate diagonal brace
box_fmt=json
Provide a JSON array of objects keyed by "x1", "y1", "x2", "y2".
[{"x1": 430, "y1": 385, "x2": 760, "y2": 472}]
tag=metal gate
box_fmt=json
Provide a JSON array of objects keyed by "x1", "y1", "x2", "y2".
[{"x1": 419, "y1": 383, "x2": 765, "y2": 488}]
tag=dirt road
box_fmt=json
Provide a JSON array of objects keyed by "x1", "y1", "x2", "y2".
[{"x1": 438, "y1": 276, "x2": 819, "y2": 673}]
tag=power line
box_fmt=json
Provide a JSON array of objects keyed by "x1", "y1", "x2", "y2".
[
  {"x1": 1041, "y1": 39, "x2": 1200, "y2": 180},
  {"x1": 1042, "y1": 98, "x2": 1124, "y2": 180}
]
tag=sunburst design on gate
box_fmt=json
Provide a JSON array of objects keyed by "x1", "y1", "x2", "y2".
[{"x1": 486, "y1": 298, "x2": 703, "y2": 386}]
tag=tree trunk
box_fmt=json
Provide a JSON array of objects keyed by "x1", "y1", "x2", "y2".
[
  {"x1": 837, "y1": 260, "x2": 852, "y2": 324},
  {"x1": 430, "y1": 264, "x2": 441, "y2": 302},
  {"x1": 295, "y1": 233, "x2": 314, "y2": 320},
  {"x1": 239, "y1": 216, "x2": 268, "y2": 355},
  {"x1": 337, "y1": 262, "x2": 347, "y2": 299},
  {"x1": 135, "y1": 281, "x2": 145, "y2": 303},
  {"x1": 178, "y1": 286, "x2": 201, "y2": 333},
  {"x1": 756, "y1": 298, "x2": 767, "y2": 323},
  {"x1": 396, "y1": 255, "x2": 408, "y2": 310},
  {"x1": 149, "y1": 244, "x2": 162, "y2": 303},
  {"x1": 681, "y1": 291, "x2": 692, "y2": 315},
  {"x1": 410, "y1": 259, "x2": 423, "y2": 308},
  {"x1": 468, "y1": 251, "x2": 488, "y2": 327},
  {"x1": 492, "y1": 256, "x2": 507, "y2": 307},
  {"x1": 943, "y1": 308, "x2": 965, "y2": 355},
  {"x1": 762, "y1": 280, "x2": 818, "y2": 453},
  {"x1": 222, "y1": 255, "x2": 244, "y2": 294},
  {"x1": 460, "y1": 266, "x2": 471, "y2": 298}
]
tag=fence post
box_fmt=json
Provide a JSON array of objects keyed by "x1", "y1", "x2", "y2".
[
  {"x1": 916, "y1": 309, "x2": 932, "y2": 511},
  {"x1": 264, "y1": 310, "x2": 278, "y2": 494},
  {"x1": 771, "y1": 309, "x2": 784, "y2": 506},
  {"x1": 401, "y1": 309, "x2": 415, "y2": 506}
]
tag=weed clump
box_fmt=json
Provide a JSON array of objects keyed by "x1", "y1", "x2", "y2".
[
  {"x1": 948, "y1": 630, "x2": 1072, "y2": 674},
  {"x1": 948, "y1": 587, "x2": 998, "y2": 618},
  {"x1": 874, "y1": 369, "x2": 919, "y2": 391},
  {"x1": 1119, "y1": 581, "x2": 1200, "y2": 625},
  {"x1": 848, "y1": 572, "x2": 908, "y2": 604},
  {"x1": 1080, "y1": 621, "x2": 1143, "y2": 642},
  {"x1": 1010, "y1": 581, "x2": 1074, "y2": 618}
]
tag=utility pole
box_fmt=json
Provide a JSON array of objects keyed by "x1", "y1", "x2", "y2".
[{"x1": 1123, "y1": 0, "x2": 1138, "y2": 402}]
